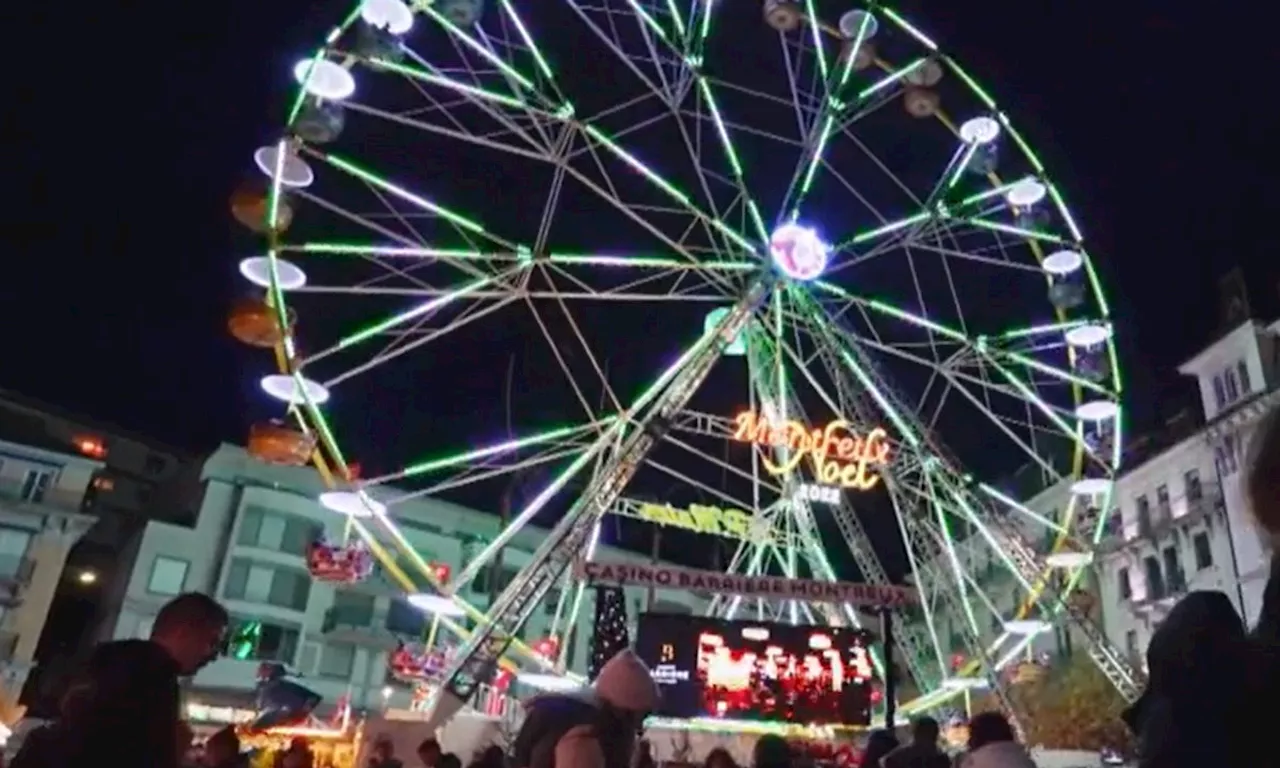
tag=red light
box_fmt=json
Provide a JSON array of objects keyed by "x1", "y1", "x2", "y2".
[
  {"x1": 430, "y1": 562, "x2": 451, "y2": 584},
  {"x1": 74, "y1": 436, "x2": 107, "y2": 459}
]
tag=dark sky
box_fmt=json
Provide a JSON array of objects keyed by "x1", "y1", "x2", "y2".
[{"x1": 9, "y1": 0, "x2": 1275, "y2": 509}]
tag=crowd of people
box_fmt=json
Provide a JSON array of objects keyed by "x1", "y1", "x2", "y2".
[{"x1": 3, "y1": 411, "x2": 1279, "y2": 768}]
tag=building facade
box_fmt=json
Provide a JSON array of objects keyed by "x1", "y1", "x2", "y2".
[
  {"x1": 0, "y1": 439, "x2": 96, "y2": 697},
  {"x1": 105, "y1": 444, "x2": 706, "y2": 724},
  {"x1": 1095, "y1": 318, "x2": 1280, "y2": 664},
  {"x1": 0, "y1": 389, "x2": 191, "y2": 708}
]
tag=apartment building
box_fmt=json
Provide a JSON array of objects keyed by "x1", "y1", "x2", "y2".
[
  {"x1": 1096, "y1": 318, "x2": 1280, "y2": 664},
  {"x1": 0, "y1": 389, "x2": 191, "y2": 704},
  {"x1": 103, "y1": 444, "x2": 705, "y2": 727}
]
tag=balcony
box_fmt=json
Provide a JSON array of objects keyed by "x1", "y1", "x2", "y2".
[
  {"x1": 320, "y1": 606, "x2": 398, "y2": 650},
  {"x1": 0, "y1": 556, "x2": 36, "y2": 606},
  {"x1": 0, "y1": 478, "x2": 85, "y2": 515},
  {"x1": 1107, "y1": 485, "x2": 1225, "y2": 551},
  {"x1": 1130, "y1": 570, "x2": 1187, "y2": 618},
  {"x1": 0, "y1": 631, "x2": 18, "y2": 661}
]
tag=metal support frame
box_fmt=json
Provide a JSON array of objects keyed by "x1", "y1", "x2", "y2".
[{"x1": 425, "y1": 280, "x2": 771, "y2": 727}]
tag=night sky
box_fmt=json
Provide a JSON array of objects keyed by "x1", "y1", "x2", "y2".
[{"x1": 8, "y1": 1, "x2": 1276, "y2": 571}]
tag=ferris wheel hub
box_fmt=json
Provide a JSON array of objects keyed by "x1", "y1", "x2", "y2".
[{"x1": 769, "y1": 222, "x2": 830, "y2": 281}]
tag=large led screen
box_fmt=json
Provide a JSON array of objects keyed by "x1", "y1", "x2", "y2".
[{"x1": 636, "y1": 614, "x2": 874, "y2": 726}]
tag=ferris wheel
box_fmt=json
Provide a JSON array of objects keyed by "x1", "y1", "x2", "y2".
[{"x1": 230, "y1": 0, "x2": 1144, "y2": 727}]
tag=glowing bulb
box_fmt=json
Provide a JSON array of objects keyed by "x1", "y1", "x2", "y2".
[{"x1": 769, "y1": 223, "x2": 830, "y2": 281}]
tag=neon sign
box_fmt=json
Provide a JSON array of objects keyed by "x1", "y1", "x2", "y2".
[
  {"x1": 636, "y1": 502, "x2": 768, "y2": 541},
  {"x1": 732, "y1": 411, "x2": 891, "y2": 491}
]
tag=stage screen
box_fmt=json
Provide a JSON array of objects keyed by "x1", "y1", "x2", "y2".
[{"x1": 636, "y1": 614, "x2": 875, "y2": 726}]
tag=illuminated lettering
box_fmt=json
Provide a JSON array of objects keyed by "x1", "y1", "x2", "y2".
[
  {"x1": 732, "y1": 411, "x2": 891, "y2": 491},
  {"x1": 636, "y1": 502, "x2": 767, "y2": 541}
]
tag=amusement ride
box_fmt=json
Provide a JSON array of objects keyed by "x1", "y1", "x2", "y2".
[{"x1": 228, "y1": 0, "x2": 1143, "y2": 738}]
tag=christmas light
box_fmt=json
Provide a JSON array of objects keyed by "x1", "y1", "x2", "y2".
[{"x1": 588, "y1": 586, "x2": 630, "y2": 682}]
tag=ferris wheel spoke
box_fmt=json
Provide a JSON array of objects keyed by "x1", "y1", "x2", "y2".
[
  {"x1": 286, "y1": 188, "x2": 506, "y2": 290},
  {"x1": 782, "y1": 57, "x2": 928, "y2": 222},
  {"x1": 363, "y1": 417, "x2": 616, "y2": 487},
  {"x1": 396, "y1": 45, "x2": 563, "y2": 152},
  {"x1": 556, "y1": 1, "x2": 766, "y2": 253},
  {"x1": 521, "y1": 277, "x2": 626, "y2": 420},
  {"x1": 396, "y1": 444, "x2": 591, "y2": 502},
  {"x1": 414, "y1": 2, "x2": 559, "y2": 111}
]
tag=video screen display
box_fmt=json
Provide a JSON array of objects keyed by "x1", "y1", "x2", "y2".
[{"x1": 636, "y1": 614, "x2": 875, "y2": 726}]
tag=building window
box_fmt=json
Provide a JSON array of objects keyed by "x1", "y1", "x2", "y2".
[
  {"x1": 386, "y1": 598, "x2": 429, "y2": 637},
  {"x1": 1125, "y1": 630, "x2": 1138, "y2": 656},
  {"x1": 1223, "y1": 367, "x2": 1240, "y2": 403},
  {"x1": 317, "y1": 643, "x2": 356, "y2": 680},
  {"x1": 1215, "y1": 435, "x2": 1240, "y2": 477},
  {"x1": 1155, "y1": 484, "x2": 1170, "y2": 515},
  {"x1": 1184, "y1": 469, "x2": 1202, "y2": 502},
  {"x1": 147, "y1": 556, "x2": 189, "y2": 595},
  {"x1": 1162, "y1": 547, "x2": 1184, "y2": 593},
  {"x1": 1144, "y1": 556, "x2": 1164, "y2": 600},
  {"x1": 1118, "y1": 567, "x2": 1131, "y2": 599},
  {"x1": 237, "y1": 506, "x2": 322, "y2": 557},
  {"x1": 1212, "y1": 376, "x2": 1226, "y2": 409},
  {"x1": 1238, "y1": 361, "x2": 1252, "y2": 396},
  {"x1": 143, "y1": 453, "x2": 167, "y2": 475},
  {"x1": 19, "y1": 470, "x2": 54, "y2": 503},
  {"x1": 225, "y1": 618, "x2": 299, "y2": 663},
  {"x1": 0, "y1": 527, "x2": 33, "y2": 578},
  {"x1": 1193, "y1": 532, "x2": 1213, "y2": 570},
  {"x1": 1135, "y1": 495, "x2": 1151, "y2": 531},
  {"x1": 332, "y1": 591, "x2": 376, "y2": 625},
  {"x1": 471, "y1": 564, "x2": 518, "y2": 596},
  {"x1": 223, "y1": 559, "x2": 312, "y2": 611}
]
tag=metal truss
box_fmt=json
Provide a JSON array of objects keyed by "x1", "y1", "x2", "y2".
[{"x1": 424, "y1": 281, "x2": 769, "y2": 727}]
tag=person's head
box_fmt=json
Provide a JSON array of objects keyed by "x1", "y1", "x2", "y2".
[
  {"x1": 966, "y1": 711, "x2": 1016, "y2": 751},
  {"x1": 439, "y1": 753, "x2": 462, "y2": 768},
  {"x1": 909, "y1": 716, "x2": 940, "y2": 747},
  {"x1": 860, "y1": 730, "x2": 899, "y2": 766},
  {"x1": 1146, "y1": 589, "x2": 1245, "y2": 694},
  {"x1": 593, "y1": 649, "x2": 662, "y2": 730},
  {"x1": 151, "y1": 592, "x2": 229, "y2": 675},
  {"x1": 1249, "y1": 407, "x2": 1280, "y2": 545},
  {"x1": 282, "y1": 749, "x2": 313, "y2": 768},
  {"x1": 205, "y1": 726, "x2": 241, "y2": 765},
  {"x1": 703, "y1": 747, "x2": 737, "y2": 768},
  {"x1": 752, "y1": 734, "x2": 791, "y2": 768},
  {"x1": 373, "y1": 737, "x2": 396, "y2": 760},
  {"x1": 418, "y1": 737, "x2": 442, "y2": 766},
  {"x1": 479, "y1": 745, "x2": 506, "y2": 768},
  {"x1": 58, "y1": 681, "x2": 93, "y2": 721}
]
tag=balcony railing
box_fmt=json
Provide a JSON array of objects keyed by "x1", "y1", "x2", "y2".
[
  {"x1": 0, "y1": 556, "x2": 36, "y2": 606},
  {"x1": 0, "y1": 632, "x2": 18, "y2": 661},
  {"x1": 0, "y1": 478, "x2": 85, "y2": 513},
  {"x1": 1110, "y1": 484, "x2": 1225, "y2": 548},
  {"x1": 320, "y1": 606, "x2": 398, "y2": 650}
]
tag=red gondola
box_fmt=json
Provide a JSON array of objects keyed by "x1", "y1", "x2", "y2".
[
  {"x1": 388, "y1": 642, "x2": 450, "y2": 682},
  {"x1": 306, "y1": 539, "x2": 374, "y2": 584}
]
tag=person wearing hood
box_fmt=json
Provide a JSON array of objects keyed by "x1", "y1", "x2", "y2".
[
  {"x1": 953, "y1": 712, "x2": 1034, "y2": 768},
  {"x1": 512, "y1": 648, "x2": 661, "y2": 768},
  {"x1": 1122, "y1": 589, "x2": 1248, "y2": 768},
  {"x1": 881, "y1": 717, "x2": 949, "y2": 768},
  {"x1": 16, "y1": 592, "x2": 228, "y2": 768}
]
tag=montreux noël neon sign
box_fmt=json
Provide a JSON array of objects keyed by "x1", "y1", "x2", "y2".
[{"x1": 731, "y1": 410, "x2": 891, "y2": 491}]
